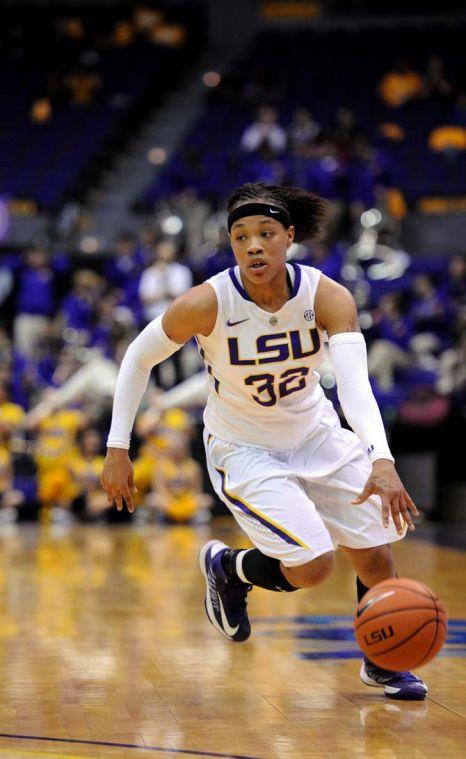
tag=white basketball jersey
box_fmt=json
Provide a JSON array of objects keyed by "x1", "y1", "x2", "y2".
[{"x1": 197, "y1": 263, "x2": 334, "y2": 450}]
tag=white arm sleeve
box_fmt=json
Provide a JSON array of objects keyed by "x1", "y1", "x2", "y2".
[
  {"x1": 328, "y1": 332, "x2": 394, "y2": 464},
  {"x1": 107, "y1": 315, "x2": 184, "y2": 450}
]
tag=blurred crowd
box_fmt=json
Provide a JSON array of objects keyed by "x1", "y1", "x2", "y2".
[
  {"x1": 1, "y1": 18, "x2": 466, "y2": 525},
  {"x1": 0, "y1": 228, "x2": 218, "y2": 527},
  {"x1": 0, "y1": 219, "x2": 465, "y2": 525},
  {"x1": 147, "y1": 47, "x2": 466, "y2": 236},
  {"x1": 2, "y1": 4, "x2": 189, "y2": 125}
]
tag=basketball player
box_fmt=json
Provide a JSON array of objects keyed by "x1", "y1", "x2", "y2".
[{"x1": 102, "y1": 182, "x2": 427, "y2": 701}]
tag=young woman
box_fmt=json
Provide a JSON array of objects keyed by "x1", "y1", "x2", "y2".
[{"x1": 102, "y1": 182, "x2": 426, "y2": 701}]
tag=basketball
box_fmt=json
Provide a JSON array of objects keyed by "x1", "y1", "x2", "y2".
[{"x1": 354, "y1": 578, "x2": 447, "y2": 671}]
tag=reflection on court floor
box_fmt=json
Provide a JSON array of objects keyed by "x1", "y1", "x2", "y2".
[
  {"x1": 253, "y1": 614, "x2": 466, "y2": 661},
  {"x1": 0, "y1": 521, "x2": 464, "y2": 758}
]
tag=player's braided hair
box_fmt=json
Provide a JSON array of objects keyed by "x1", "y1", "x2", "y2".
[{"x1": 226, "y1": 182, "x2": 328, "y2": 243}]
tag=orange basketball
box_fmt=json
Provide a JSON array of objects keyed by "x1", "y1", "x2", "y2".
[{"x1": 354, "y1": 578, "x2": 447, "y2": 671}]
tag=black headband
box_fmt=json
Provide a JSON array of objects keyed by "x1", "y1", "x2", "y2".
[{"x1": 227, "y1": 202, "x2": 291, "y2": 233}]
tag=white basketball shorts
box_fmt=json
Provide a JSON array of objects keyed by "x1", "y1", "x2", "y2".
[{"x1": 204, "y1": 412, "x2": 406, "y2": 567}]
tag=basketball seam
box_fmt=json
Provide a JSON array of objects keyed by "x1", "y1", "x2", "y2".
[
  {"x1": 365, "y1": 618, "x2": 437, "y2": 657},
  {"x1": 413, "y1": 597, "x2": 443, "y2": 668},
  {"x1": 360, "y1": 584, "x2": 437, "y2": 602},
  {"x1": 355, "y1": 606, "x2": 439, "y2": 630}
]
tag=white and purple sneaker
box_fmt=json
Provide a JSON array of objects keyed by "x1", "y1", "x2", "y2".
[
  {"x1": 199, "y1": 540, "x2": 251, "y2": 642},
  {"x1": 360, "y1": 658, "x2": 428, "y2": 701}
]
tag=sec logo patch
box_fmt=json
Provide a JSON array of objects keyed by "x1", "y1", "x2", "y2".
[{"x1": 304, "y1": 309, "x2": 314, "y2": 322}]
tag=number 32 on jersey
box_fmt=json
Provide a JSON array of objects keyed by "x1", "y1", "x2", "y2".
[{"x1": 228, "y1": 328, "x2": 321, "y2": 407}]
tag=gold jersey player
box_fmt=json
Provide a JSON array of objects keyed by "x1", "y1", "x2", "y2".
[{"x1": 102, "y1": 182, "x2": 427, "y2": 701}]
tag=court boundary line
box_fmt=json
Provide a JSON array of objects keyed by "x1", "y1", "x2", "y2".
[{"x1": 0, "y1": 734, "x2": 260, "y2": 759}]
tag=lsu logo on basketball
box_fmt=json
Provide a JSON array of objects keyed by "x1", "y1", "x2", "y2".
[
  {"x1": 363, "y1": 624, "x2": 395, "y2": 646},
  {"x1": 228, "y1": 328, "x2": 321, "y2": 366}
]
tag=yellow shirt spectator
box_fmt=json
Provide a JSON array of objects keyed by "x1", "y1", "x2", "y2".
[
  {"x1": 35, "y1": 409, "x2": 84, "y2": 470},
  {"x1": 68, "y1": 455, "x2": 105, "y2": 495},
  {"x1": 0, "y1": 401, "x2": 25, "y2": 453},
  {"x1": 378, "y1": 68, "x2": 424, "y2": 108},
  {"x1": 35, "y1": 409, "x2": 85, "y2": 507},
  {"x1": 156, "y1": 456, "x2": 201, "y2": 522},
  {"x1": 429, "y1": 126, "x2": 466, "y2": 152},
  {"x1": 0, "y1": 448, "x2": 11, "y2": 491}
]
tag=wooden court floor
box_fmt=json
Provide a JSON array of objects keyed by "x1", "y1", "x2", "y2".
[{"x1": 0, "y1": 520, "x2": 464, "y2": 759}]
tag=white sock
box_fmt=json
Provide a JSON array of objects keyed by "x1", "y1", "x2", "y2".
[{"x1": 235, "y1": 550, "x2": 251, "y2": 584}]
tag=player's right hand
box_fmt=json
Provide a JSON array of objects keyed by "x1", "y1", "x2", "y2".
[
  {"x1": 101, "y1": 448, "x2": 137, "y2": 513},
  {"x1": 352, "y1": 459, "x2": 418, "y2": 534}
]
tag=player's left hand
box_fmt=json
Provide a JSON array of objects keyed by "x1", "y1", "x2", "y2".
[{"x1": 352, "y1": 459, "x2": 419, "y2": 535}]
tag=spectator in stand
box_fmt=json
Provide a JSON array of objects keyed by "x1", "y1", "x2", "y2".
[
  {"x1": 161, "y1": 146, "x2": 211, "y2": 198},
  {"x1": 138, "y1": 225, "x2": 161, "y2": 257},
  {"x1": 378, "y1": 59, "x2": 425, "y2": 108},
  {"x1": 287, "y1": 107, "x2": 321, "y2": 150},
  {"x1": 200, "y1": 227, "x2": 235, "y2": 280},
  {"x1": 35, "y1": 325, "x2": 63, "y2": 388},
  {"x1": 133, "y1": 406, "x2": 194, "y2": 515},
  {"x1": 139, "y1": 240, "x2": 192, "y2": 387},
  {"x1": 288, "y1": 139, "x2": 345, "y2": 233},
  {"x1": 0, "y1": 262, "x2": 13, "y2": 315},
  {"x1": 142, "y1": 427, "x2": 212, "y2": 525},
  {"x1": 451, "y1": 92, "x2": 466, "y2": 127},
  {"x1": 290, "y1": 240, "x2": 344, "y2": 282},
  {"x1": 409, "y1": 274, "x2": 447, "y2": 338},
  {"x1": 236, "y1": 142, "x2": 288, "y2": 187},
  {"x1": 139, "y1": 239, "x2": 192, "y2": 323},
  {"x1": 0, "y1": 382, "x2": 25, "y2": 454},
  {"x1": 0, "y1": 330, "x2": 12, "y2": 373},
  {"x1": 407, "y1": 274, "x2": 448, "y2": 374},
  {"x1": 437, "y1": 333, "x2": 466, "y2": 403},
  {"x1": 0, "y1": 442, "x2": 24, "y2": 526},
  {"x1": 31, "y1": 405, "x2": 87, "y2": 524},
  {"x1": 60, "y1": 269, "x2": 104, "y2": 339},
  {"x1": 441, "y1": 254, "x2": 466, "y2": 318},
  {"x1": 105, "y1": 232, "x2": 148, "y2": 324},
  {"x1": 293, "y1": 137, "x2": 346, "y2": 233},
  {"x1": 240, "y1": 105, "x2": 287, "y2": 153},
  {"x1": 428, "y1": 125, "x2": 466, "y2": 154},
  {"x1": 55, "y1": 15, "x2": 87, "y2": 69},
  {"x1": 68, "y1": 428, "x2": 107, "y2": 521},
  {"x1": 331, "y1": 107, "x2": 361, "y2": 155},
  {"x1": 424, "y1": 54, "x2": 453, "y2": 105},
  {"x1": 368, "y1": 293, "x2": 414, "y2": 390},
  {"x1": 89, "y1": 292, "x2": 135, "y2": 356},
  {"x1": 64, "y1": 65, "x2": 102, "y2": 107},
  {"x1": 347, "y1": 137, "x2": 390, "y2": 215},
  {"x1": 30, "y1": 97, "x2": 53, "y2": 124},
  {"x1": 13, "y1": 244, "x2": 56, "y2": 359},
  {"x1": 169, "y1": 188, "x2": 211, "y2": 259}
]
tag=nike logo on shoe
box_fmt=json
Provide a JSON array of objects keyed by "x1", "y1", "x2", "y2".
[
  {"x1": 270, "y1": 209, "x2": 279, "y2": 214},
  {"x1": 218, "y1": 596, "x2": 239, "y2": 637},
  {"x1": 226, "y1": 318, "x2": 250, "y2": 327}
]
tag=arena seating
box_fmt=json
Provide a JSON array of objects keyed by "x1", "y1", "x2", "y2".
[
  {"x1": 0, "y1": 3, "x2": 205, "y2": 210},
  {"x1": 142, "y1": 23, "x2": 466, "y2": 208}
]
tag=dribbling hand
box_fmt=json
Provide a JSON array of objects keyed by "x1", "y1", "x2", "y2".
[
  {"x1": 101, "y1": 448, "x2": 137, "y2": 513},
  {"x1": 352, "y1": 459, "x2": 419, "y2": 534}
]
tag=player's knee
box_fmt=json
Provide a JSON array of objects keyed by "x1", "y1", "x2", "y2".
[
  {"x1": 358, "y1": 545, "x2": 395, "y2": 584},
  {"x1": 284, "y1": 550, "x2": 335, "y2": 588}
]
